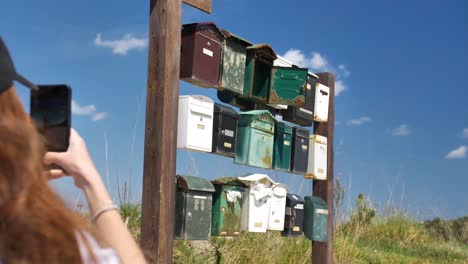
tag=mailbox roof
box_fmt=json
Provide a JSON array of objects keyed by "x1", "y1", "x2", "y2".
[
  {"x1": 182, "y1": 22, "x2": 225, "y2": 41},
  {"x1": 239, "y1": 109, "x2": 275, "y2": 122},
  {"x1": 214, "y1": 103, "x2": 238, "y2": 117},
  {"x1": 221, "y1": 29, "x2": 252, "y2": 47},
  {"x1": 287, "y1": 193, "x2": 305, "y2": 203},
  {"x1": 305, "y1": 195, "x2": 327, "y2": 206},
  {"x1": 247, "y1": 44, "x2": 277, "y2": 60},
  {"x1": 237, "y1": 173, "x2": 276, "y2": 187},
  {"x1": 177, "y1": 175, "x2": 215, "y2": 192},
  {"x1": 211, "y1": 177, "x2": 247, "y2": 187}
]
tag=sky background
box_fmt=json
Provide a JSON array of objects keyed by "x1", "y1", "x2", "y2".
[{"x1": 1, "y1": 0, "x2": 467, "y2": 220}]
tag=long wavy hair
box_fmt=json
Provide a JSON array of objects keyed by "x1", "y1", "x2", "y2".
[{"x1": 0, "y1": 86, "x2": 94, "y2": 263}]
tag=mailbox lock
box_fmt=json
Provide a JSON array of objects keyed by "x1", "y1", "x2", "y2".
[{"x1": 207, "y1": 41, "x2": 211, "y2": 47}]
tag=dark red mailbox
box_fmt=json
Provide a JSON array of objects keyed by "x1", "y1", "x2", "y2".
[{"x1": 180, "y1": 22, "x2": 224, "y2": 88}]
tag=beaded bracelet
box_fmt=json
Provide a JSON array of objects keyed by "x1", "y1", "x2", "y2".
[{"x1": 91, "y1": 204, "x2": 119, "y2": 224}]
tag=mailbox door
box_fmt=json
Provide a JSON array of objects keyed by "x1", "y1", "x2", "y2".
[
  {"x1": 273, "y1": 123, "x2": 293, "y2": 171},
  {"x1": 174, "y1": 191, "x2": 187, "y2": 239},
  {"x1": 291, "y1": 128, "x2": 309, "y2": 174},
  {"x1": 218, "y1": 186, "x2": 244, "y2": 236},
  {"x1": 267, "y1": 186, "x2": 287, "y2": 230},
  {"x1": 301, "y1": 75, "x2": 317, "y2": 116},
  {"x1": 218, "y1": 113, "x2": 238, "y2": 156},
  {"x1": 187, "y1": 103, "x2": 213, "y2": 152},
  {"x1": 220, "y1": 41, "x2": 247, "y2": 94},
  {"x1": 313, "y1": 204, "x2": 329, "y2": 242},
  {"x1": 185, "y1": 191, "x2": 213, "y2": 240},
  {"x1": 192, "y1": 33, "x2": 221, "y2": 87},
  {"x1": 248, "y1": 128, "x2": 274, "y2": 169},
  {"x1": 248, "y1": 190, "x2": 271, "y2": 232},
  {"x1": 269, "y1": 67, "x2": 307, "y2": 105},
  {"x1": 314, "y1": 83, "x2": 330, "y2": 122},
  {"x1": 314, "y1": 140, "x2": 328, "y2": 180}
]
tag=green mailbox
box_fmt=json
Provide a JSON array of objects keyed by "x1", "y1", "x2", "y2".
[
  {"x1": 268, "y1": 66, "x2": 308, "y2": 106},
  {"x1": 219, "y1": 30, "x2": 252, "y2": 95},
  {"x1": 175, "y1": 175, "x2": 215, "y2": 240},
  {"x1": 273, "y1": 122, "x2": 293, "y2": 171},
  {"x1": 211, "y1": 177, "x2": 247, "y2": 237},
  {"x1": 235, "y1": 110, "x2": 275, "y2": 169},
  {"x1": 304, "y1": 196, "x2": 328, "y2": 242},
  {"x1": 243, "y1": 44, "x2": 277, "y2": 103}
]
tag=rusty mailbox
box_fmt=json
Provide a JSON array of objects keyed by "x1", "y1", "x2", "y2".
[
  {"x1": 211, "y1": 177, "x2": 247, "y2": 237},
  {"x1": 175, "y1": 175, "x2": 215, "y2": 240},
  {"x1": 290, "y1": 127, "x2": 310, "y2": 174},
  {"x1": 305, "y1": 135, "x2": 327, "y2": 180},
  {"x1": 282, "y1": 73, "x2": 319, "y2": 126},
  {"x1": 234, "y1": 110, "x2": 275, "y2": 169},
  {"x1": 268, "y1": 66, "x2": 308, "y2": 106},
  {"x1": 180, "y1": 22, "x2": 224, "y2": 88},
  {"x1": 243, "y1": 44, "x2": 277, "y2": 103},
  {"x1": 219, "y1": 30, "x2": 252, "y2": 94},
  {"x1": 212, "y1": 103, "x2": 239, "y2": 157}
]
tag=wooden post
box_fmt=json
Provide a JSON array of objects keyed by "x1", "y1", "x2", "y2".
[
  {"x1": 140, "y1": 0, "x2": 181, "y2": 263},
  {"x1": 312, "y1": 72, "x2": 335, "y2": 264}
]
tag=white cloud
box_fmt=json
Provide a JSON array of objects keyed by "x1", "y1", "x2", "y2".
[
  {"x1": 347, "y1": 116, "x2": 372, "y2": 126},
  {"x1": 92, "y1": 112, "x2": 109, "y2": 122},
  {"x1": 391, "y1": 124, "x2": 412, "y2": 136},
  {"x1": 281, "y1": 49, "x2": 350, "y2": 96},
  {"x1": 462, "y1": 128, "x2": 468, "y2": 138},
  {"x1": 445, "y1": 145, "x2": 467, "y2": 159},
  {"x1": 94, "y1": 33, "x2": 147, "y2": 55},
  {"x1": 72, "y1": 100, "x2": 96, "y2": 115},
  {"x1": 72, "y1": 100, "x2": 108, "y2": 122}
]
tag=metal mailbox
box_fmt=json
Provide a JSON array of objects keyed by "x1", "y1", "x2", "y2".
[
  {"x1": 314, "y1": 83, "x2": 330, "y2": 122},
  {"x1": 212, "y1": 103, "x2": 239, "y2": 157},
  {"x1": 219, "y1": 30, "x2": 252, "y2": 94},
  {"x1": 290, "y1": 127, "x2": 310, "y2": 174},
  {"x1": 235, "y1": 110, "x2": 275, "y2": 169},
  {"x1": 177, "y1": 95, "x2": 214, "y2": 152},
  {"x1": 238, "y1": 174, "x2": 275, "y2": 233},
  {"x1": 268, "y1": 66, "x2": 308, "y2": 106},
  {"x1": 305, "y1": 135, "x2": 327, "y2": 180},
  {"x1": 211, "y1": 177, "x2": 247, "y2": 237},
  {"x1": 281, "y1": 193, "x2": 305, "y2": 237},
  {"x1": 273, "y1": 122, "x2": 293, "y2": 171},
  {"x1": 282, "y1": 73, "x2": 319, "y2": 126},
  {"x1": 243, "y1": 44, "x2": 277, "y2": 103},
  {"x1": 304, "y1": 196, "x2": 328, "y2": 242},
  {"x1": 175, "y1": 175, "x2": 215, "y2": 240},
  {"x1": 180, "y1": 22, "x2": 224, "y2": 88},
  {"x1": 267, "y1": 183, "x2": 288, "y2": 231}
]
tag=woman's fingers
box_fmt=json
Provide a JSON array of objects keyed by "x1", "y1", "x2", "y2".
[
  {"x1": 46, "y1": 169, "x2": 67, "y2": 180},
  {"x1": 44, "y1": 152, "x2": 66, "y2": 166}
]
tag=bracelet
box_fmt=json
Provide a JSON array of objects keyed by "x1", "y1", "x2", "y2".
[{"x1": 91, "y1": 204, "x2": 119, "y2": 224}]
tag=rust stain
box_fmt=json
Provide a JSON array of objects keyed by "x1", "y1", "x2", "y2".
[{"x1": 262, "y1": 147, "x2": 272, "y2": 167}]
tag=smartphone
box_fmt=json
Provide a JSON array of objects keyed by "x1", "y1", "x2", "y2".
[{"x1": 30, "y1": 84, "x2": 72, "y2": 152}]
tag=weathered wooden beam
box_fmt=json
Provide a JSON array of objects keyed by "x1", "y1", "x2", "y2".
[
  {"x1": 312, "y1": 72, "x2": 335, "y2": 264},
  {"x1": 183, "y1": 0, "x2": 212, "y2": 13},
  {"x1": 140, "y1": 0, "x2": 181, "y2": 262}
]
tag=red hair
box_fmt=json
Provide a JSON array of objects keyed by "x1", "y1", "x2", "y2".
[{"x1": 0, "y1": 87, "x2": 95, "y2": 263}]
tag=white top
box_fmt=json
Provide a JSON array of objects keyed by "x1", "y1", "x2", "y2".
[{"x1": 78, "y1": 232, "x2": 120, "y2": 264}]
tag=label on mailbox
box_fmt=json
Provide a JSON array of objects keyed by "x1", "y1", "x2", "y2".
[
  {"x1": 224, "y1": 142, "x2": 232, "y2": 148},
  {"x1": 316, "y1": 209, "x2": 328, "y2": 215},
  {"x1": 254, "y1": 222, "x2": 263, "y2": 228},
  {"x1": 203, "y1": 48, "x2": 213, "y2": 57},
  {"x1": 284, "y1": 140, "x2": 290, "y2": 146},
  {"x1": 197, "y1": 124, "x2": 205, "y2": 130},
  {"x1": 299, "y1": 108, "x2": 313, "y2": 114},
  {"x1": 224, "y1": 129, "x2": 234, "y2": 137},
  {"x1": 293, "y1": 226, "x2": 300, "y2": 231},
  {"x1": 294, "y1": 204, "x2": 304, "y2": 210},
  {"x1": 302, "y1": 144, "x2": 308, "y2": 150}
]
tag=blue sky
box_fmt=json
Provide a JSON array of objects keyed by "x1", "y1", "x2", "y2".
[{"x1": 2, "y1": 0, "x2": 467, "y2": 219}]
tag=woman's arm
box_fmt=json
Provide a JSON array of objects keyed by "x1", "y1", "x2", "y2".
[{"x1": 45, "y1": 129, "x2": 147, "y2": 264}]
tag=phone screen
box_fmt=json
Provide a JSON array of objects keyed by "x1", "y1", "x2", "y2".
[{"x1": 30, "y1": 84, "x2": 71, "y2": 152}]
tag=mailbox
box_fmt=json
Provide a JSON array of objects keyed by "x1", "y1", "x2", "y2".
[
  {"x1": 281, "y1": 193, "x2": 305, "y2": 237},
  {"x1": 268, "y1": 66, "x2": 308, "y2": 106},
  {"x1": 267, "y1": 183, "x2": 288, "y2": 231},
  {"x1": 219, "y1": 30, "x2": 252, "y2": 94},
  {"x1": 304, "y1": 196, "x2": 328, "y2": 242},
  {"x1": 268, "y1": 55, "x2": 296, "y2": 110},
  {"x1": 273, "y1": 122, "x2": 293, "y2": 171},
  {"x1": 243, "y1": 44, "x2": 277, "y2": 103},
  {"x1": 305, "y1": 135, "x2": 327, "y2": 180},
  {"x1": 290, "y1": 127, "x2": 310, "y2": 174},
  {"x1": 282, "y1": 73, "x2": 319, "y2": 126},
  {"x1": 212, "y1": 103, "x2": 239, "y2": 157},
  {"x1": 177, "y1": 95, "x2": 214, "y2": 152},
  {"x1": 314, "y1": 83, "x2": 330, "y2": 122},
  {"x1": 180, "y1": 22, "x2": 224, "y2": 88},
  {"x1": 211, "y1": 177, "x2": 247, "y2": 237},
  {"x1": 217, "y1": 89, "x2": 254, "y2": 110},
  {"x1": 238, "y1": 174, "x2": 275, "y2": 233},
  {"x1": 235, "y1": 110, "x2": 275, "y2": 169},
  {"x1": 175, "y1": 175, "x2": 215, "y2": 240}
]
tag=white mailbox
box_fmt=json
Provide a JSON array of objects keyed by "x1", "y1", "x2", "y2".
[
  {"x1": 305, "y1": 135, "x2": 327, "y2": 180},
  {"x1": 267, "y1": 183, "x2": 288, "y2": 231},
  {"x1": 314, "y1": 83, "x2": 330, "y2": 122},
  {"x1": 177, "y1": 95, "x2": 214, "y2": 152},
  {"x1": 238, "y1": 174, "x2": 275, "y2": 233}
]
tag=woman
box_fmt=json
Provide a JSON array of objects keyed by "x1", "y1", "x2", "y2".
[{"x1": 0, "y1": 38, "x2": 146, "y2": 263}]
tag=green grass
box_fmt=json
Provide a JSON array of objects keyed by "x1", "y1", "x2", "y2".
[{"x1": 121, "y1": 204, "x2": 468, "y2": 263}]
